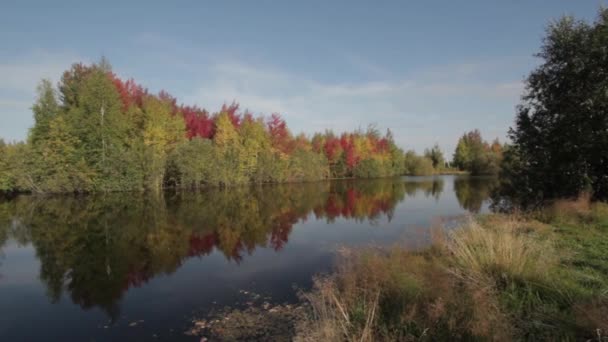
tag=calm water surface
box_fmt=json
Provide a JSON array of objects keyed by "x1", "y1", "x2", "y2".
[{"x1": 0, "y1": 175, "x2": 495, "y2": 341}]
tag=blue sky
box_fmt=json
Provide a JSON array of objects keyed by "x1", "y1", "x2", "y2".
[{"x1": 0, "y1": 0, "x2": 603, "y2": 154}]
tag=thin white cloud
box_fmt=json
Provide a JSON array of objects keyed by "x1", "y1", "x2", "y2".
[
  {"x1": 183, "y1": 59, "x2": 523, "y2": 153},
  {"x1": 0, "y1": 50, "x2": 85, "y2": 92},
  {"x1": 0, "y1": 48, "x2": 522, "y2": 154},
  {"x1": 0, "y1": 50, "x2": 85, "y2": 141},
  {"x1": 342, "y1": 53, "x2": 391, "y2": 79}
]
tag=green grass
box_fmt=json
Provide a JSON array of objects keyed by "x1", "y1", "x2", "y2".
[{"x1": 296, "y1": 201, "x2": 608, "y2": 341}]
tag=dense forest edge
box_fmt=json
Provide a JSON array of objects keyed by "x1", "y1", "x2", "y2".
[{"x1": 0, "y1": 60, "x2": 502, "y2": 193}]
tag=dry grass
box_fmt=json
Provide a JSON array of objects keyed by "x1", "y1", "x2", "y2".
[
  {"x1": 538, "y1": 192, "x2": 608, "y2": 226},
  {"x1": 295, "y1": 274, "x2": 378, "y2": 342},
  {"x1": 295, "y1": 247, "x2": 391, "y2": 342},
  {"x1": 297, "y1": 199, "x2": 608, "y2": 340},
  {"x1": 445, "y1": 216, "x2": 557, "y2": 284},
  {"x1": 296, "y1": 245, "x2": 510, "y2": 341}
]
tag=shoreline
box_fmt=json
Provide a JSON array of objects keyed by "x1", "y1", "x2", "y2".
[
  {"x1": 0, "y1": 173, "x2": 482, "y2": 196},
  {"x1": 185, "y1": 199, "x2": 608, "y2": 341}
]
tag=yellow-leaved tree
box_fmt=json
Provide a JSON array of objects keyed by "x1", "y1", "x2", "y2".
[{"x1": 142, "y1": 96, "x2": 186, "y2": 190}]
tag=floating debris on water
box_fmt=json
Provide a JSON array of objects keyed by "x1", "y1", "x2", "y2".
[{"x1": 185, "y1": 290, "x2": 307, "y2": 341}]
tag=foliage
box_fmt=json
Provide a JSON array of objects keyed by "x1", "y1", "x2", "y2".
[
  {"x1": 0, "y1": 140, "x2": 26, "y2": 192},
  {"x1": 29, "y1": 116, "x2": 95, "y2": 193},
  {"x1": 29, "y1": 79, "x2": 59, "y2": 145},
  {"x1": 424, "y1": 143, "x2": 445, "y2": 170},
  {"x1": 170, "y1": 138, "x2": 214, "y2": 188},
  {"x1": 140, "y1": 95, "x2": 186, "y2": 190},
  {"x1": 497, "y1": 9, "x2": 608, "y2": 206},
  {"x1": 453, "y1": 130, "x2": 502, "y2": 175},
  {"x1": 1, "y1": 60, "x2": 416, "y2": 193},
  {"x1": 0, "y1": 59, "x2": 502, "y2": 193},
  {"x1": 403, "y1": 150, "x2": 435, "y2": 176},
  {"x1": 287, "y1": 148, "x2": 330, "y2": 182}
]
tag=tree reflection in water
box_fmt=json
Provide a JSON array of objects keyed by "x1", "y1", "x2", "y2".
[
  {"x1": 0, "y1": 177, "x2": 491, "y2": 319},
  {"x1": 453, "y1": 176, "x2": 498, "y2": 213}
]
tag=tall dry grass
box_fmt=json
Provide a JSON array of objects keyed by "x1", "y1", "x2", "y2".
[
  {"x1": 296, "y1": 245, "x2": 510, "y2": 341},
  {"x1": 537, "y1": 192, "x2": 608, "y2": 226},
  {"x1": 445, "y1": 216, "x2": 557, "y2": 284},
  {"x1": 296, "y1": 199, "x2": 608, "y2": 340}
]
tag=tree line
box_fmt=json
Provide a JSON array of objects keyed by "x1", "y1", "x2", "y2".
[{"x1": 0, "y1": 60, "x2": 503, "y2": 194}]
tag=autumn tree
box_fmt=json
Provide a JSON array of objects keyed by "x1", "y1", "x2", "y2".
[
  {"x1": 213, "y1": 112, "x2": 246, "y2": 185},
  {"x1": 141, "y1": 95, "x2": 186, "y2": 190},
  {"x1": 267, "y1": 113, "x2": 293, "y2": 155},
  {"x1": 239, "y1": 116, "x2": 271, "y2": 179},
  {"x1": 171, "y1": 138, "x2": 215, "y2": 188},
  {"x1": 3, "y1": 59, "x2": 412, "y2": 193}
]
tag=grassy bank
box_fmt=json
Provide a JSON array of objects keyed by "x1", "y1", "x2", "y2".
[{"x1": 296, "y1": 199, "x2": 608, "y2": 341}]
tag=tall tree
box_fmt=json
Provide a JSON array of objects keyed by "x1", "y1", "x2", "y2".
[
  {"x1": 32, "y1": 116, "x2": 94, "y2": 192},
  {"x1": 141, "y1": 95, "x2": 186, "y2": 190},
  {"x1": 453, "y1": 130, "x2": 483, "y2": 170},
  {"x1": 66, "y1": 65, "x2": 128, "y2": 190},
  {"x1": 239, "y1": 116, "x2": 271, "y2": 180},
  {"x1": 213, "y1": 112, "x2": 246, "y2": 184},
  {"x1": 499, "y1": 9, "x2": 608, "y2": 205},
  {"x1": 29, "y1": 79, "x2": 59, "y2": 145}
]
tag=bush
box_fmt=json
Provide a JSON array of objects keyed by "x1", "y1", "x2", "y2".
[{"x1": 408, "y1": 156, "x2": 435, "y2": 176}]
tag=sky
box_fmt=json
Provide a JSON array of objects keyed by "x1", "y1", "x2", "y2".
[{"x1": 0, "y1": 0, "x2": 604, "y2": 154}]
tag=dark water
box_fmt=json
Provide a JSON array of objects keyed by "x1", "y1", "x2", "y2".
[{"x1": 0, "y1": 175, "x2": 495, "y2": 341}]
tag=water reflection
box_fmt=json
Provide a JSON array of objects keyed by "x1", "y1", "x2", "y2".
[
  {"x1": 453, "y1": 176, "x2": 498, "y2": 213},
  {"x1": 0, "y1": 176, "x2": 490, "y2": 321}
]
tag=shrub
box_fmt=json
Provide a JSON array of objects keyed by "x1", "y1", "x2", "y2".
[{"x1": 404, "y1": 152, "x2": 435, "y2": 176}]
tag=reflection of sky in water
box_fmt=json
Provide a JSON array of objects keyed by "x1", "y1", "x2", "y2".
[{"x1": 0, "y1": 175, "x2": 495, "y2": 341}]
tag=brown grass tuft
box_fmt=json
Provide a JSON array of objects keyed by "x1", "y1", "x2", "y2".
[
  {"x1": 296, "y1": 244, "x2": 511, "y2": 341},
  {"x1": 297, "y1": 204, "x2": 608, "y2": 341},
  {"x1": 447, "y1": 216, "x2": 557, "y2": 283}
]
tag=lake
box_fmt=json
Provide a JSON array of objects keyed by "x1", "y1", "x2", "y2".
[{"x1": 0, "y1": 175, "x2": 496, "y2": 341}]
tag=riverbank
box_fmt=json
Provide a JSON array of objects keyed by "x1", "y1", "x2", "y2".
[
  {"x1": 297, "y1": 198, "x2": 608, "y2": 340},
  {"x1": 188, "y1": 198, "x2": 608, "y2": 340}
]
